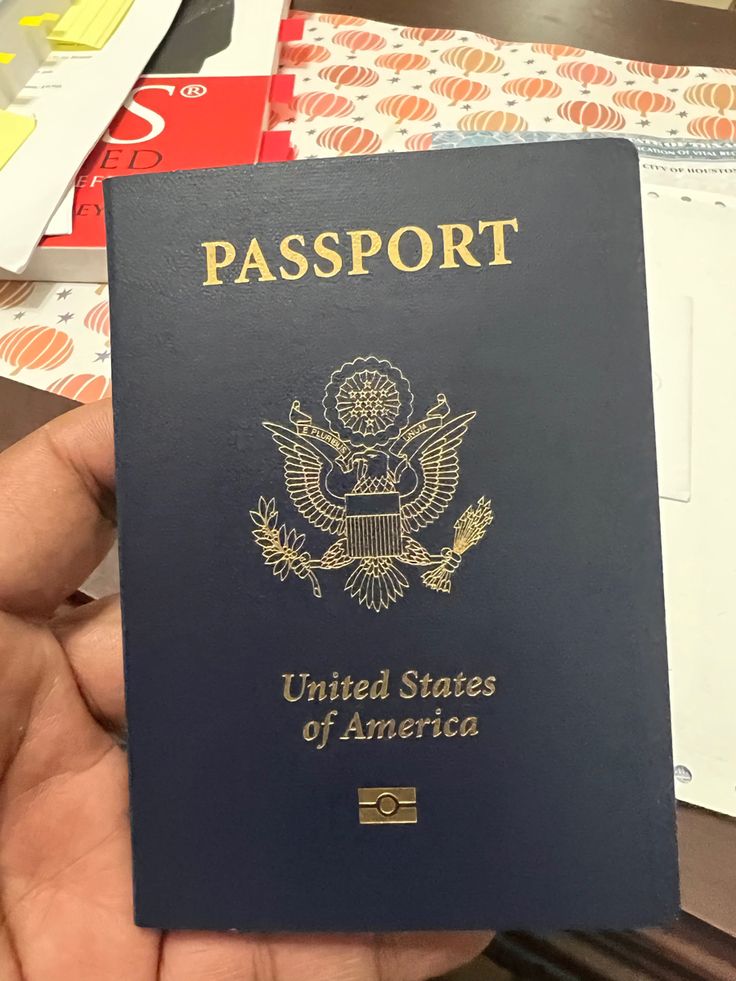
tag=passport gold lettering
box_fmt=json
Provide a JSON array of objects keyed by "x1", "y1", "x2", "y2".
[
  {"x1": 313, "y1": 231, "x2": 343, "y2": 278},
  {"x1": 283, "y1": 669, "x2": 496, "y2": 749},
  {"x1": 200, "y1": 218, "x2": 519, "y2": 286},
  {"x1": 348, "y1": 229, "x2": 382, "y2": 276},
  {"x1": 279, "y1": 234, "x2": 309, "y2": 281},
  {"x1": 234, "y1": 238, "x2": 277, "y2": 284},
  {"x1": 387, "y1": 226, "x2": 433, "y2": 273},
  {"x1": 439, "y1": 223, "x2": 482, "y2": 269}
]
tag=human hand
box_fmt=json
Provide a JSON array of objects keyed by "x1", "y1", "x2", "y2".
[{"x1": 0, "y1": 400, "x2": 491, "y2": 980}]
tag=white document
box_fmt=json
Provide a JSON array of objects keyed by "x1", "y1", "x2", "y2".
[
  {"x1": 43, "y1": 182, "x2": 74, "y2": 236},
  {"x1": 648, "y1": 295, "x2": 693, "y2": 504},
  {"x1": 0, "y1": 0, "x2": 183, "y2": 275},
  {"x1": 642, "y1": 188, "x2": 736, "y2": 818}
]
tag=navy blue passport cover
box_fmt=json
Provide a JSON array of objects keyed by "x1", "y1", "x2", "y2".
[{"x1": 105, "y1": 141, "x2": 678, "y2": 933}]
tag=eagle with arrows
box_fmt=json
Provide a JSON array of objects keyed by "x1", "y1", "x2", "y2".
[{"x1": 251, "y1": 356, "x2": 493, "y2": 612}]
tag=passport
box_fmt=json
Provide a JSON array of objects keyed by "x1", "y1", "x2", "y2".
[{"x1": 105, "y1": 141, "x2": 679, "y2": 933}]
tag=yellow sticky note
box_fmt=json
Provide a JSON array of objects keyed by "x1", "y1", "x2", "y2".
[
  {"x1": 49, "y1": 0, "x2": 135, "y2": 50},
  {"x1": 0, "y1": 110, "x2": 35, "y2": 169},
  {"x1": 19, "y1": 13, "x2": 60, "y2": 28},
  {"x1": 0, "y1": 53, "x2": 17, "y2": 65}
]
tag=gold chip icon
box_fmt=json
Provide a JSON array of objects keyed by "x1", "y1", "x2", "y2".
[{"x1": 358, "y1": 787, "x2": 418, "y2": 825}]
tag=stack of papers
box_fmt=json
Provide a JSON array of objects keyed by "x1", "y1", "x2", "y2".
[{"x1": 0, "y1": 0, "x2": 184, "y2": 275}]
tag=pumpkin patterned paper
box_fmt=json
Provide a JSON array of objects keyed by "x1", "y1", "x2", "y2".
[
  {"x1": 0, "y1": 283, "x2": 111, "y2": 395},
  {"x1": 48, "y1": 373, "x2": 112, "y2": 403},
  {"x1": 557, "y1": 62, "x2": 617, "y2": 90},
  {"x1": 0, "y1": 325, "x2": 73, "y2": 377},
  {"x1": 84, "y1": 300, "x2": 110, "y2": 341},
  {"x1": 269, "y1": 10, "x2": 736, "y2": 165},
  {"x1": 0, "y1": 281, "x2": 34, "y2": 309}
]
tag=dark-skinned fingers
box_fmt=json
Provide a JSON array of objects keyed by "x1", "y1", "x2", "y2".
[
  {"x1": 50, "y1": 594, "x2": 126, "y2": 735},
  {"x1": 0, "y1": 400, "x2": 115, "y2": 619}
]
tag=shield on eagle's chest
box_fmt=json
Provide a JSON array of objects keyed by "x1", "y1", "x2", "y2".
[{"x1": 345, "y1": 492, "x2": 403, "y2": 558}]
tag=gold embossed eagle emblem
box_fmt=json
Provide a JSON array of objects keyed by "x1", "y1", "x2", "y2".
[{"x1": 251, "y1": 356, "x2": 493, "y2": 611}]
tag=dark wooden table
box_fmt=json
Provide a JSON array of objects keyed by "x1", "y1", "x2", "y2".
[{"x1": 301, "y1": 0, "x2": 736, "y2": 69}]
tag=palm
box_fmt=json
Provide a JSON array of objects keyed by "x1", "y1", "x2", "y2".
[{"x1": 0, "y1": 402, "x2": 490, "y2": 980}]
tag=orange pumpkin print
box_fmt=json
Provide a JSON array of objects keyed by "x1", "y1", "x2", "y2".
[
  {"x1": 375, "y1": 52, "x2": 430, "y2": 74},
  {"x1": 458, "y1": 110, "x2": 528, "y2": 133},
  {"x1": 441, "y1": 46, "x2": 504, "y2": 77},
  {"x1": 613, "y1": 90, "x2": 675, "y2": 117},
  {"x1": 627, "y1": 61, "x2": 689, "y2": 84},
  {"x1": 502, "y1": 77, "x2": 562, "y2": 101},
  {"x1": 0, "y1": 325, "x2": 73, "y2": 376},
  {"x1": 687, "y1": 115, "x2": 736, "y2": 140},
  {"x1": 317, "y1": 65, "x2": 379, "y2": 89},
  {"x1": 281, "y1": 44, "x2": 330, "y2": 67},
  {"x1": 531, "y1": 43, "x2": 585, "y2": 61},
  {"x1": 400, "y1": 27, "x2": 455, "y2": 45},
  {"x1": 84, "y1": 300, "x2": 110, "y2": 339},
  {"x1": 557, "y1": 101, "x2": 626, "y2": 132},
  {"x1": 404, "y1": 132, "x2": 434, "y2": 151},
  {"x1": 318, "y1": 14, "x2": 366, "y2": 26},
  {"x1": 316, "y1": 126, "x2": 382, "y2": 156},
  {"x1": 294, "y1": 92, "x2": 355, "y2": 122},
  {"x1": 0, "y1": 281, "x2": 34, "y2": 309},
  {"x1": 684, "y1": 82, "x2": 736, "y2": 116},
  {"x1": 48, "y1": 373, "x2": 111, "y2": 403},
  {"x1": 430, "y1": 76, "x2": 491, "y2": 106},
  {"x1": 376, "y1": 94, "x2": 436, "y2": 124},
  {"x1": 333, "y1": 30, "x2": 386, "y2": 53},
  {"x1": 557, "y1": 62, "x2": 617, "y2": 88}
]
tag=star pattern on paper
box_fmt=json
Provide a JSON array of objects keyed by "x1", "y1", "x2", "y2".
[
  {"x1": 461, "y1": 103, "x2": 471, "y2": 110},
  {"x1": 506, "y1": 99, "x2": 518, "y2": 107},
  {"x1": 697, "y1": 72, "x2": 707, "y2": 79},
  {"x1": 56, "y1": 288, "x2": 72, "y2": 300},
  {"x1": 544, "y1": 116, "x2": 553, "y2": 123},
  {"x1": 356, "y1": 93, "x2": 368, "y2": 100},
  {"x1": 389, "y1": 76, "x2": 400, "y2": 83},
  {"x1": 13, "y1": 311, "x2": 25, "y2": 320},
  {"x1": 668, "y1": 129, "x2": 679, "y2": 136},
  {"x1": 537, "y1": 70, "x2": 548, "y2": 76},
  {"x1": 525, "y1": 59, "x2": 535, "y2": 65},
  {"x1": 57, "y1": 312, "x2": 74, "y2": 324},
  {"x1": 94, "y1": 350, "x2": 111, "y2": 362},
  {"x1": 352, "y1": 116, "x2": 364, "y2": 122},
  {"x1": 307, "y1": 128, "x2": 316, "y2": 135},
  {"x1": 637, "y1": 119, "x2": 651, "y2": 128},
  {"x1": 678, "y1": 110, "x2": 688, "y2": 118}
]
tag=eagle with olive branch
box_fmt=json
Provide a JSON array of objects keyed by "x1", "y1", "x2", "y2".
[{"x1": 251, "y1": 356, "x2": 493, "y2": 612}]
